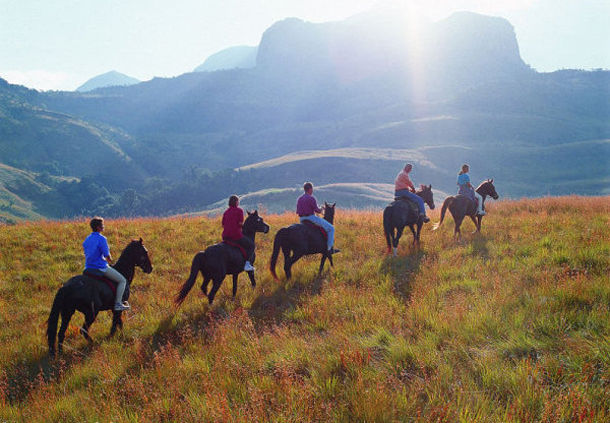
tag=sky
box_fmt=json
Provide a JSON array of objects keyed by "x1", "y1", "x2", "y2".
[{"x1": 1, "y1": 0, "x2": 608, "y2": 91}]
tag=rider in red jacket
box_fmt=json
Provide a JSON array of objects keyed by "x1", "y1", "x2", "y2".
[{"x1": 222, "y1": 195, "x2": 254, "y2": 271}]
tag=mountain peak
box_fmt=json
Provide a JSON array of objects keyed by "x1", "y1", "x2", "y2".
[{"x1": 76, "y1": 71, "x2": 140, "y2": 92}]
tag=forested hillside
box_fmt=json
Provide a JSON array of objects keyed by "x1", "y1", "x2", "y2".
[{"x1": 0, "y1": 10, "x2": 608, "y2": 221}]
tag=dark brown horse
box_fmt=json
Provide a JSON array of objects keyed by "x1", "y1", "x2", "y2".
[
  {"x1": 270, "y1": 203, "x2": 335, "y2": 280},
  {"x1": 433, "y1": 179, "x2": 499, "y2": 237},
  {"x1": 175, "y1": 210, "x2": 269, "y2": 306},
  {"x1": 47, "y1": 239, "x2": 153, "y2": 357},
  {"x1": 383, "y1": 185, "x2": 435, "y2": 256}
]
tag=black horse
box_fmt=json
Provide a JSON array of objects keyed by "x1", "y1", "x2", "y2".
[
  {"x1": 383, "y1": 185, "x2": 435, "y2": 256},
  {"x1": 175, "y1": 210, "x2": 269, "y2": 306},
  {"x1": 270, "y1": 202, "x2": 336, "y2": 280},
  {"x1": 433, "y1": 179, "x2": 499, "y2": 237},
  {"x1": 47, "y1": 238, "x2": 153, "y2": 357}
]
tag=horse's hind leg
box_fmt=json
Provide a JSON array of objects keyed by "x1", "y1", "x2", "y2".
[
  {"x1": 57, "y1": 308, "x2": 75, "y2": 354},
  {"x1": 207, "y1": 276, "x2": 225, "y2": 305},
  {"x1": 393, "y1": 226, "x2": 405, "y2": 256},
  {"x1": 469, "y1": 215, "x2": 479, "y2": 233},
  {"x1": 201, "y1": 277, "x2": 211, "y2": 297},
  {"x1": 80, "y1": 305, "x2": 97, "y2": 342}
]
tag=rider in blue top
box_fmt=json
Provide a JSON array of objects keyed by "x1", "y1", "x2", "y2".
[
  {"x1": 457, "y1": 164, "x2": 485, "y2": 215},
  {"x1": 83, "y1": 217, "x2": 130, "y2": 311}
]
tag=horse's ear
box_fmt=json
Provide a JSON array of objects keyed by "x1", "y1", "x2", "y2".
[
  {"x1": 253, "y1": 209, "x2": 258, "y2": 215},
  {"x1": 490, "y1": 178, "x2": 494, "y2": 183},
  {"x1": 331, "y1": 202, "x2": 336, "y2": 208},
  {"x1": 428, "y1": 184, "x2": 432, "y2": 189},
  {"x1": 139, "y1": 237, "x2": 143, "y2": 244},
  {"x1": 324, "y1": 201, "x2": 329, "y2": 207}
]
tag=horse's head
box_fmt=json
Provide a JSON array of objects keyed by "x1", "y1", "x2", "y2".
[
  {"x1": 417, "y1": 184, "x2": 435, "y2": 210},
  {"x1": 244, "y1": 210, "x2": 270, "y2": 234},
  {"x1": 478, "y1": 179, "x2": 499, "y2": 200},
  {"x1": 323, "y1": 202, "x2": 336, "y2": 224},
  {"x1": 129, "y1": 238, "x2": 153, "y2": 274}
]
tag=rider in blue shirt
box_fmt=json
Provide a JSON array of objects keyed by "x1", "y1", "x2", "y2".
[
  {"x1": 83, "y1": 217, "x2": 130, "y2": 311},
  {"x1": 457, "y1": 164, "x2": 485, "y2": 215}
]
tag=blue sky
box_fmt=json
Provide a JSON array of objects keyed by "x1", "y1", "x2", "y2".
[{"x1": 1, "y1": 0, "x2": 608, "y2": 91}]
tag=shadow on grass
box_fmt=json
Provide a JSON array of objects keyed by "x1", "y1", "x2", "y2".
[
  {"x1": 468, "y1": 234, "x2": 490, "y2": 260},
  {"x1": 379, "y1": 248, "x2": 426, "y2": 301},
  {"x1": 248, "y1": 270, "x2": 326, "y2": 329}
]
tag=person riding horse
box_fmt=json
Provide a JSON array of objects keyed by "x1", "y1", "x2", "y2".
[
  {"x1": 83, "y1": 217, "x2": 130, "y2": 311},
  {"x1": 222, "y1": 195, "x2": 255, "y2": 272},
  {"x1": 296, "y1": 182, "x2": 340, "y2": 255},
  {"x1": 394, "y1": 163, "x2": 430, "y2": 223},
  {"x1": 457, "y1": 164, "x2": 485, "y2": 216}
]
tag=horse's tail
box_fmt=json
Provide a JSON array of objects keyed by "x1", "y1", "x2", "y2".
[
  {"x1": 269, "y1": 229, "x2": 284, "y2": 281},
  {"x1": 383, "y1": 206, "x2": 394, "y2": 253},
  {"x1": 47, "y1": 285, "x2": 66, "y2": 356},
  {"x1": 175, "y1": 252, "x2": 204, "y2": 306},
  {"x1": 433, "y1": 197, "x2": 453, "y2": 231}
]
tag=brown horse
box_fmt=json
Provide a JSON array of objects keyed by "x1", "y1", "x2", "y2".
[
  {"x1": 383, "y1": 185, "x2": 435, "y2": 256},
  {"x1": 433, "y1": 179, "x2": 499, "y2": 237}
]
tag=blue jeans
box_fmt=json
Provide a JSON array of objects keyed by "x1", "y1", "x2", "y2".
[
  {"x1": 395, "y1": 189, "x2": 426, "y2": 215},
  {"x1": 300, "y1": 215, "x2": 335, "y2": 251}
]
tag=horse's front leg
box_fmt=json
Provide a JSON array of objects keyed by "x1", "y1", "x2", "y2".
[
  {"x1": 110, "y1": 311, "x2": 123, "y2": 337},
  {"x1": 246, "y1": 270, "x2": 256, "y2": 288},
  {"x1": 232, "y1": 274, "x2": 239, "y2": 298},
  {"x1": 409, "y1": 224, "x2": 419, "y2": 246}
]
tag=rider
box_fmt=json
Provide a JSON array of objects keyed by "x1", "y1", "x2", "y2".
[
  {"x1": 457, "y1": 164, "x2": 485, "y2": 215},
  {"x1": 222, "y1": 195, "x2": 255, "y2": 271},
  {"x1": 83, "y1": 217, "x2": 130, "y2": 311},
  {"x1": 394, "y1": 163, "x2": 430, "y2": 223},
  {"x1": 296, "y1": 182, "x2": 340, "y2": 255}
]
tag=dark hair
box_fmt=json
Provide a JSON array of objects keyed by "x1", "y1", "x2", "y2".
[
  {"x1": 405, "y1": 163, "x2": 413, "y2": 169},
  {"x1": 228, "y1": 195, "x2": 239, "y2": 207},
  {"x1": 459, "y1": 164, "x2": 469, "y2": 175},
  {"x1": 90, "y1": 217, "x2": 104, "y2": 231},
  {"x1": 303, "y1": 182, "x2": 313, "y2": 191}
]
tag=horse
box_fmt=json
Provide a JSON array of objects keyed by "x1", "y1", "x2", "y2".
[
  {"x1": 433, "y1": 179, "x2": 499, "y2": 237},
  {"x1": 270, "y1": 202, "x2": 336, "y2": 280},
  {"x1": 47, "y1": 238, "x2": 153, "y2": 357},
  {"x1": 175, "y1": 210, "x2": 269, "y2": 306},
  {"x1": 383, "y1": 185, "x2": 435, "y2": 256}
]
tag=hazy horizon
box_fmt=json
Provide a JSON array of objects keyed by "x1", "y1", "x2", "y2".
[{"x1": 1, "y1": 0, "x2": 609, "y2": 91}]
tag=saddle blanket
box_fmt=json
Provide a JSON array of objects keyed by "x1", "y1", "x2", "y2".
[
  {"x1": 302, "y1": 220, "x2": 328, "y2": 240},
  {"x1": 222, "y1": 239, "x2": 247, "y2": 259},
  {"x1": 83, "y1": 269, "x2": 117, "y2": 296}
]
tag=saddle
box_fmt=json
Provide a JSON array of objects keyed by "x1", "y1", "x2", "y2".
[
  {"x1": 302, "y1": 220, "x2": 328, "y2": 241},
  {"x1": 83, "y1": 269, "x2": 117, "y2": 296},
  {"x1": 393, "y1": 196, "x2": 419, "y2": 215},
  {"x1": 457, "y1": 195, "x2": 479, "y2": 215},
  {"x1": 222, "y1": 239, "x2": 247, "y2": 259}
]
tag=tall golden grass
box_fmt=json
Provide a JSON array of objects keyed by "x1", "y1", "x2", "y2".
[{"x1": 0, "y1": 196, "x2": 608, "y2": 422}]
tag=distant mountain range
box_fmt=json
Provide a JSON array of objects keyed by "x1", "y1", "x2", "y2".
[
  {"x1": 0, "y1": 9, "x2": 608, "y2": 222},
  {"x1": 194, "y1": 46, "x2": 258, "y2": 72},
  {"x1": 76, "y1": 70, "x2": 140, "y2": 92}
]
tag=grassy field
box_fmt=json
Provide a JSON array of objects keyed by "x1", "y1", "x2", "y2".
[{"x1": 0, "y1": 196, "x2": 608, "y2": 422}]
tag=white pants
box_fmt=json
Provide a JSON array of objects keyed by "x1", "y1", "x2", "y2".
[
  {"x1": 300, "y1": 215, "x2": 335, "y2": 251},
  {"x1": 101, "y1": 266, "x2": 127, "y2": 305},
  {"x1": 475, "y1": 193, "x2": 484, "y2": 213}
]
